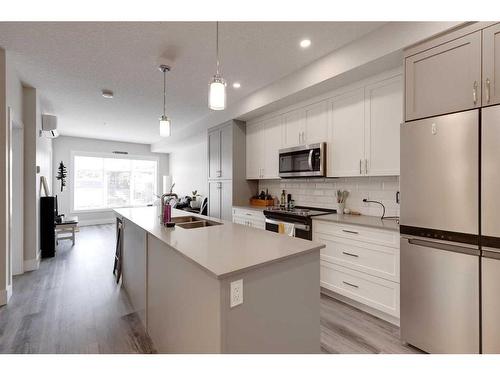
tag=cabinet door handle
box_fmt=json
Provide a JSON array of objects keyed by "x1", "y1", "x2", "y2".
[
  {"x1": 342, "y1": 251, "x2": 359, "y2": 258},
  {"x1": 486, "y1": 78, "x2": 491, "y2": 104},
  {"x1": 365, "y1": 159, "x2": 368, "y2": 174},
  {"x1": 473, "y1": 81, "x2": 478, "y2": 104},
  {"x1": 342, "y1": 229, "x2": 359, "y2": 235},
  {"x1": 359, "y1": 159, "x2": 362, "y2": 175},
  {"x1": 342, "y1": 281, "x2": 359, "y2": 288}
]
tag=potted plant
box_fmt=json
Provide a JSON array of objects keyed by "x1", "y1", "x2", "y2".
[{"x1": 190, "y1": 191, "x2": 202, "y2": 209}]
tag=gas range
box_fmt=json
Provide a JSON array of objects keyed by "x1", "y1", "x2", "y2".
[
  {"x1": 263, "y1": 206, "x2": 336, "y2": 240},
  {"x1": 264, "y1": 206, "x2": 335, "y2": 217}
]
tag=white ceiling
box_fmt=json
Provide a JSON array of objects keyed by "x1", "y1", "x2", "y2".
[{"x1": 0, "y1": 22, "x2": 385, "y2": 144}]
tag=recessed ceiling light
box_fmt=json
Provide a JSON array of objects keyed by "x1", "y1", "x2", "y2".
[
  {"x1": 102, "y1": 89, "x2": 114, "y2": 99},
  {"x1": 232, "y1": 82, "x2": 241, "y2": 89},
  {"x1": 300, "y1": 39, "x2": 311, "y2": 48}
]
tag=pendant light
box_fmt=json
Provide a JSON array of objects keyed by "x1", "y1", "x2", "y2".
[
  {"x1": 208, "y1": 21, "x2": 226, "y2": 111},
  {"x1": 159, "y1": 64, "x2": 171, "y2": 137}
]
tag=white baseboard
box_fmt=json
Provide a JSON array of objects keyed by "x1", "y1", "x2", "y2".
[
  {"x1": 0, "y1": 285, "x2": 12, "y2": 306},
  {"x1": 24, "y1": 250, "x2": 41, "y2": 272},
  {"x1": 79, "y1": 218, "x2": 115, "y2": 227},
  {"x1": 321, "y1": 287, "x2": 400, "y2": 327}
]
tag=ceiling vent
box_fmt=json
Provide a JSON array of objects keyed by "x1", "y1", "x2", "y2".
[{"x1": 41, "y1": 114, "x2": 59, "y2": 138}]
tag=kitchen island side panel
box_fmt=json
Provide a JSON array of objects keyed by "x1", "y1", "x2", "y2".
[
  {"x1": 220, "y1": 250, "x2": 320, "y2": 353},
  {"x1": 122, "y1": 218, "x2": 147, "y2": 327},
  {"x1": 147, "y1": 234, "x2": 222, "y2": 353}
]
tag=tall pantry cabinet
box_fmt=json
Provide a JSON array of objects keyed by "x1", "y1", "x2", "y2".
[{"x1": 207, "y1": 120, "x2": 257, "y2": 221}]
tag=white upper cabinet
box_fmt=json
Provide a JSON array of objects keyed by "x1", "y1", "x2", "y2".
[
  {"x1": 405, "y1": 31, "x2": 482, "y2": 121},
  {"x1": 364, "y1": 75, "x2": 403, "y2": 176},
  {"x1": 304, "y1": 101, "x2": 329, "y2": 144},
  {"x1": 328, "y1": 88, "x2": 365, "y2": 177},
  {"x1": 245, "y1": 69, "x2": 403, "y2": 179},
  {"x1": 263, "y1": 116, "x2": 282, "y2": 178},
  {"x1": 245, "y1": 121, "x2": 265, "y2": 179},
  {"x1": 282, "y1": 109, "x2": 305, "y2": 148},
  {"x1": 246, "y1": 116, "x2": 282, "y2": 179},
  {"x1": 483, "y1": 23, "x2": 500, "y2": 106}
]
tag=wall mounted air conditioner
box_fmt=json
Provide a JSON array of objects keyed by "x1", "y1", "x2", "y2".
[{"x1": 41, "y1": 114, "x2": 59, "y2": 138}]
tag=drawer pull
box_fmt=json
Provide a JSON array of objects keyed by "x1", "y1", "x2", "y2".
[
  {"x1": 342, "y1": 281, "x2": 359, "y2": 288},
  {"x1": 342, "y1": 229, "x2": 359, "y2": 235},
  {"x1": 246, "y1": 213, "x2": 252, "y2": 216},
  {"x1": 342, "y1": 251, "x2": 359, "y2": 258}
]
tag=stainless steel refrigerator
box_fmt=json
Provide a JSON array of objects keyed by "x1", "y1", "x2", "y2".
[
  {"x1": 480, "y1": 105, "x2": 500, "y2": 353},
  {"x1": 400, "y1": 109, "x2": 481, "y2": 353}
]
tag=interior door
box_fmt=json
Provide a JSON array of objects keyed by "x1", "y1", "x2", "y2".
[
  {"x1": 400, "y1": 110, "x2": 479, "y2": 235},
  {"x1": 304, "y1": 101, "x2": 328, "y2": 144},
  {"x1": 328, "y1": 88, "x2": 365, "y2": 177},
  {"x1": 208, "y1": 129, "x2": 221, "y2": 180},
  {"x1": 282, "y1": 109, "x2": 305, "y2": 148},
  {"x1": 208, "y1": 181, "x2": 221, "y2": 219},
  {"x1": 364, "y1": 75, "x2": 402, "y2": 176},
  {"x1": 483, "y1": 23, "x2": 500, "y2": 106},
  {"x1": 405, "y1": 31, "x2": 482, "y2": 121}
]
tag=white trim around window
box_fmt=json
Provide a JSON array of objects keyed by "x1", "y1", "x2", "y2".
[{"x1": 70, "y1": 150, "x2": 161, "y2": 214}]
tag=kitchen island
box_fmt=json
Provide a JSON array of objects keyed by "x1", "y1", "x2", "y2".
[{"x1": 114, "y1": 206, "x2": 324, "y2": 353}]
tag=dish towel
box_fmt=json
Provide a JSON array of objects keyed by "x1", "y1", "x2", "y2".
[{"x1": 278, "y1": 222, "x2": 295, "y2": 237}]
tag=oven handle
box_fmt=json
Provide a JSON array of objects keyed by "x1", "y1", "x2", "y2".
[
  {"x1": 308, "y1": 149, "x2": 314, "y2": 171},
  {"x1": 265, "y1": 218, "x2": 310, "y2": 231}
]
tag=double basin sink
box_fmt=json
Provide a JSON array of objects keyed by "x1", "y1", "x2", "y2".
[{"x1": 170, "y1": 215, "x2": 222, "y2": 229}]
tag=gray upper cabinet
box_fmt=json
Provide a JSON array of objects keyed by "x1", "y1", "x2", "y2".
[
  {"x1": 207, "y1": 120, "x2": 257, "y2": 220},
  {"x1": 220, "y1": 125, "x2": 233, "y2": 180},
  {"x1": 208, "y1": 129, "x2": 221, "y2": 179},
  {"x1": 405, "y1": 31, "x2": 482, "y2": 121},
  {"x1": 483, "y1": 23, "x2": 500, "y2": 107},
  {"x1": 208, "y1": 125, "x2": 233, "y2": 180}
]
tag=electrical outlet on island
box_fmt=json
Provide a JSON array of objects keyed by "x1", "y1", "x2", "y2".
[{"x1": 230, "y1": 279, "x2": 243, "y2": 308}]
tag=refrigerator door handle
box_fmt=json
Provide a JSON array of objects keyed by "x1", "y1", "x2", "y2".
[
  {"x1": 406, "y1": 237, "x2": 480, "y2": 256},
  {"x1": 482, "y1": 249, "x2": 500, "y2": 260}
]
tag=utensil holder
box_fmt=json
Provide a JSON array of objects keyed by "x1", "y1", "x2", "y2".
[{"x1": 337, "y1": 202, "x2": 345, "y2": 215}]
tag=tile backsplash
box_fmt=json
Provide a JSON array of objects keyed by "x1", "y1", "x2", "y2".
[{"x1": 258, "y1": 176, "x2": 400, "y2": 217}]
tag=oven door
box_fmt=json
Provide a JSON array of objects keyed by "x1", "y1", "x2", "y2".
[
  {"x1": 265, "y1": 218, "x2": 311, "y2": 240},
  {"x1": 279, "y1": 143, "x2": 325, "y2": 178}
]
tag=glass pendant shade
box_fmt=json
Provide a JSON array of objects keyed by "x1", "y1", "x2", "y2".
[
  {"x1": 208, "y1": 75, "x2": 226, "y2": 111},
  {"x1": 159, "y1": 115, "x2": 171, "y2": 137}
]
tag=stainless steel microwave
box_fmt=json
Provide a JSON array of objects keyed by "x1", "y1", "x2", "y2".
[{"x1": 278, "y1": 142, "x2": 326, "y2": 178}]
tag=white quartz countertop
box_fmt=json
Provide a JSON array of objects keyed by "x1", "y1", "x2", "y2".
[
  {"x1": 114, "y1": 206, "x2": 324, "y2": 279},
  {"x1": 232, "y1": 205, "x2": 267, "y2": 212},
  {"x1": 312, "y1": 213, "x2": 400, "y2": 232}
]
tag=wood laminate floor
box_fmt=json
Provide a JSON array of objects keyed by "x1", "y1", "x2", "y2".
[{"x1": 0, "y1": 224, "x2": 420, "y2": 354}]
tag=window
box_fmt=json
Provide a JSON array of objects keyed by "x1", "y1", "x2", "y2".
[{"x1": 73, "y1": 154, "x2": 158, "y2": 211}]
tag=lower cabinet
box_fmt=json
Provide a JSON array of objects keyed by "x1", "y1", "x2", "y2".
[
  {"x1": 313, "y1": 220, "x2": 400, "y2": 323},
  {"x1": 208, "y1": 180, "x2": 232, "y2": 221},
  {"x1": 232, "y1": 207, "x2": 265, "y2": 230}
]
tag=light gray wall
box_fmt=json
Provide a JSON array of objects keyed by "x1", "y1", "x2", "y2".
[
  {"x1": 23, "y1": 86, "x2": 53, "y2": 270},
  {"x1": 168, "y1": 138, "x2": 207, "y2": 198},
  {"x1": 0, "y1": 48, "x2": 9, "y2": 304},
  {"x1": 5, "y1": 52, "x2": 23, "y2": 276},
  {"x1": 52, "y1": 135, "x2": 169, "y2": 226}
]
